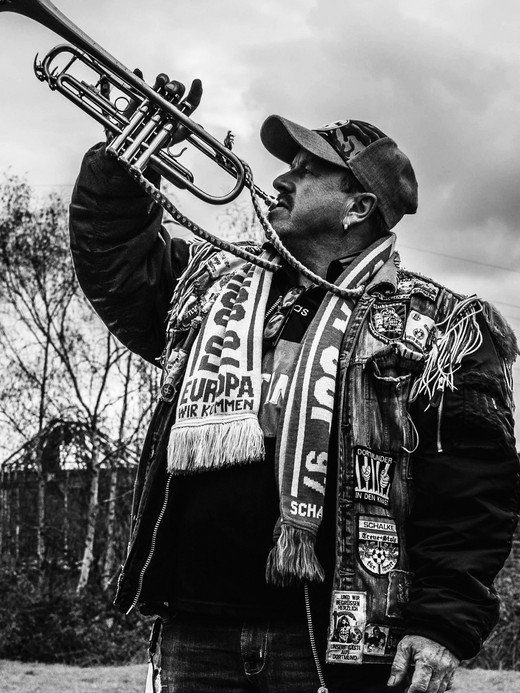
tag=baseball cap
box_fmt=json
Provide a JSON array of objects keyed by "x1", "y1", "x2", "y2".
[{"x1": 260, "y1": 115, "x2": 418, "y2": 230}]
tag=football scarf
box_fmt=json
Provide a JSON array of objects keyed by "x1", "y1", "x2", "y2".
[
  {"x1": 167, "y1": 234, "x2": 396, "y2": 587},
  {"x1": 266, "y1": 234, "x2": 396, "y2": 586},
  {"x1": 167, "y1": 250, "x2": 277, "y2": 472}
]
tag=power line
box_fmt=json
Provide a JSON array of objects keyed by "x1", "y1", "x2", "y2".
[
  {"x1": 8, "y1": 185, "x2": 520, "y2": 279},
  {"x1": 31, "y1": 183, "x2": 74, "y2": 188},
  {"x1": 400, "y1": 243, "x2": 520, "y2": 275},
  {"x1": 493, "y1": 299, "x2": 520, "y2": 310}
]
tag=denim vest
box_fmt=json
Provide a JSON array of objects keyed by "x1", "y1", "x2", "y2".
[
  {"x1": 326, "y1": 259, "x2": 462, "y2": 665},
  {"x1": 115, "y1": 253, "x2": 491, "y2": 659}
]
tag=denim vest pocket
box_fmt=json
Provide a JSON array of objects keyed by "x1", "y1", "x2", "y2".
[{"x1": 350, "y1": 344, "x2": 423, "y2": 456}]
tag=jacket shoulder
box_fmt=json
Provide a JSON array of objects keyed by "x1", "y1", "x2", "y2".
[{"x1": 397, "y1": 268, "x2": 462, "y2": 305}]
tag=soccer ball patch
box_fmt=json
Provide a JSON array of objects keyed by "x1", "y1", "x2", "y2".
[{"x1": 357, "y1": 515, "x2": 399, "y2": 576}]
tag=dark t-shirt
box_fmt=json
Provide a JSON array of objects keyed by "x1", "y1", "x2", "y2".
[{"x1": 167, "y1": 260, "x2": 348, "y2": 618}]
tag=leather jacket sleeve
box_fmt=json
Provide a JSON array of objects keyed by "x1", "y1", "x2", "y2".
[
  {"x1": 406, "y1": 311, "x2": 519, "y2": 660},
  {"x1": 69, "y1": 143, "x2": 192, "y2": 364}
]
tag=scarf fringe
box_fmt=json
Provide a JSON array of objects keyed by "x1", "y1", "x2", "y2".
[
  {"x1": 167, "y1": 415, "x2": 265, "y2": 474},
  {"x1": 265, "y1": 524, "x2": 325, "y2": 587}
]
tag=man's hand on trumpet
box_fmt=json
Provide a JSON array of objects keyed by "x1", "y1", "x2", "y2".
[{"x1": 104, "y1": 70, "x2": 203, "y2": 147}]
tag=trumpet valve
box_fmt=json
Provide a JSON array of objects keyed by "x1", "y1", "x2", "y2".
[
  {"x1": 107, "y1": 100, "x2": 150, "y2": 157},
  {"x1": 132, "y1": 121, "x2": 176, "y2": 171},
  {"x1": 117, "y1": 112, "x2": 163, "y2": 164}
]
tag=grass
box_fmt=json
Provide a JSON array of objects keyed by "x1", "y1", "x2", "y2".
[{"x1": 1, "y1": 660, "x2": 520, "y2": 693}]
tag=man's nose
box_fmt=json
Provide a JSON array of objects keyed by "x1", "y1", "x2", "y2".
[{"x1": 272, "y1": 170, "x2": 294, "y2": 193}]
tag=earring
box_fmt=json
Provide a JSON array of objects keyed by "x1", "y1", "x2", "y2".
[{"x1": 343, "y1": 214, "x2": 352, "y2": 232}]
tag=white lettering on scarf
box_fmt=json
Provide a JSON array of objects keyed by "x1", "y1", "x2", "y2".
[{"x1": 311, "y1": 345, "x2": 338, "y2": 425}]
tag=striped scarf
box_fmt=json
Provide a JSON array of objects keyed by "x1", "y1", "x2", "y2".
[
  {"x1": 267, "y1": 234, "x2": 396, "y2": 585},
  {"x1": 167, "y1": 235, "x2": 396, "y2": 585}
]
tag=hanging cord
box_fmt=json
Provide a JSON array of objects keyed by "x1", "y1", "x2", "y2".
[
  {"x1": 304, "y1": 582, "x2": 329, "y2": 693},
  {"x1": 126, "y1": 166, "x2": 279, "y2": 271},
  {"x1": 126, "y1": 162, "x2": 365, "y2": 299},
  {"x1": 145, "y1": 617, "x2": 162, "y2": 693}
]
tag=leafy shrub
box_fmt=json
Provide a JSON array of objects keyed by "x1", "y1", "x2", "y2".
[
  {"x1": 0, "y1": 561, "x2": 151, "y2": 665},
  {"x1": 467, "y1": 558, "x2": 520, "y2": 670}
]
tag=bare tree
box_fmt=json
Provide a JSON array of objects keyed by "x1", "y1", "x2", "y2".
[{"x1": 0, "y1": 174, "x2": 159, "y2": 592}]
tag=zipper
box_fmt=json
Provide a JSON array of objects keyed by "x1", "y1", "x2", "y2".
[
  {"x1": 436, "y1": 391, "x2": 444, "y2": 453},
  {"x1": 126, "y1": 470, "x2": 174, "y2": 614},
  {"x1": 304, "y1": 582, "x2": 329, "y2": 693},
  {"x1": 264, "y1": 294, "x2": 283, "y2": 321}
]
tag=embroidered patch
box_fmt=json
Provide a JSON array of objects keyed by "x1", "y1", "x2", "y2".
[
  {"x1": 357, "y1": 515, "x2": 399, "y2": 576},
  {"x1": 369, "y1": 302, "x2": 406, "y2": 343},
  {"x1": 386, "y1": 570, "x2": 413, "y2": 619},
  {"x1": 363, "y1": 624, "x2": 404, "y2": 658},
  {"x1": 398, "y1": 275, "x2": 440, "y2": 302},
  {"x1": 354, "y1": 446, "x2": 396, "y2": 507},
  {"x1": 326, "y1": 591, "x2": 367, "y2": 664},
  {"x1": 404, "y1": 310, "x2": 435, "y2": 351}
]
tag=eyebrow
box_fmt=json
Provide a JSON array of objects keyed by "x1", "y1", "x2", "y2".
[{"x1": 290, "y1": 154, "x2": 318, "y2": 169}]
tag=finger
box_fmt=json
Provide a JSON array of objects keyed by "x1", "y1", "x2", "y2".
[
  {"x1": 179, "y1": 78, "x2": 203, "y2": 115},
  {"x1": 407, "y1": 663, "x2": 433, "y2": 693},
  {"x1": 425, "y1": 671, "x2": 446, "y2": 693},
  {"x1": 443, "y1": 670, "x2": 456, "y2": 692},
  {"x1": 152, "y1": 73, "x2": 170, "y2": 91},
  {"x1": 428, "y1": 673, "x2": 451, "y2": 693},
  {"x1": 389, "y1": 641, "x2": 413, "y2": 687},
  {"x1": 121, "y1": 68, "x2": 145, "y2": 119},
  {"x1": 164, "y1": 80, "x2": 186, "y2": 103},
  {"x1": 99, "y1": 74, "x2": 110, "y2": 99}
]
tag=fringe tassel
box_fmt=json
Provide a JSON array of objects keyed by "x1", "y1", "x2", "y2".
[
  {"x1": 411, "y1": 296, "x2": 483, "y2": 404},
  {"x1": 265, "y1": 525, "x2": 325, "y2": 587},
  {"x1": 167, "y1": 415, "x2": 265, "y2": 473}
]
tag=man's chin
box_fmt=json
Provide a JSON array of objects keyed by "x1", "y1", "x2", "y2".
[{"x1": 267, "y1": 208, "x2": 290, "y2": 237}]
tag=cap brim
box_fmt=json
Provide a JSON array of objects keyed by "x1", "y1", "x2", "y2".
[{"x1": 260, "y1": 115, "x2": 347, "y2": 168}]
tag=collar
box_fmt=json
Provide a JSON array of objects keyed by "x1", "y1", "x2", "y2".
[
  {"x1": 262, "y1": 242, "x2": 361, "y2": 285},
  {"x1": 366, "y1": 251, "x2": 400, "y2": 296},
  {"x1": 262, "y1": 237, "x2": 399, "y2": 294}
]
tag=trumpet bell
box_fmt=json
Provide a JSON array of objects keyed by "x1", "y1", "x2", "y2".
[{"x1": 0, "y1": 0, "x2": 264, "y2": 205}]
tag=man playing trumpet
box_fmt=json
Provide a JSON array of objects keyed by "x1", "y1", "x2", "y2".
[{"x1": 69, "y1": 78, "x2": 519, "y2": 693}]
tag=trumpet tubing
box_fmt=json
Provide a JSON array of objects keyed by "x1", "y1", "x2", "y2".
[{"x1": 0, "y1": 0, "x2": 271, "y2": 205}]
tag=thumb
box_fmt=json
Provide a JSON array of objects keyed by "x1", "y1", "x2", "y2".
[{"x1": 388, "y1": 638, "x2": 413, "y2": 687}]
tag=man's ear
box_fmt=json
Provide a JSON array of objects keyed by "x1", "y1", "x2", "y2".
[
  {"x1": 358, "y1": 193, "x2": 378, "y2": 221},
  {"x1": 343, "y1": 193, "x2": 378, "y2": 228}
]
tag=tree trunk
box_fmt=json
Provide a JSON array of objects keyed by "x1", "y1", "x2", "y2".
[
  {"x1": 76, "y1": 430, "x2": 100, "y2": 593},
  {"x1": 101, "y1": 465, "x2": 118, "y2": 591},
  {"x1": 14, "y1": 474, "x2": 20, "y2": 560},
  {"x1": 0, "y1": 469, "x2": 5, "y2": 557},
  {"x1": 36, "y1": 469, "x2": 45, "y2": 566},
  {"x1": 63, "y1": 468, "x2": 70, "y2": 555}
]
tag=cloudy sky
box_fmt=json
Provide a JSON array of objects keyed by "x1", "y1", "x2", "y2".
[{"x1": 0, "y1": 0, "x2": 519, "y2": 423}]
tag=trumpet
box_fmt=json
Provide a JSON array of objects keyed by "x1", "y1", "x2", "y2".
[{"x1": 0, "y1": 0, "x2": 272, "y2": 206}]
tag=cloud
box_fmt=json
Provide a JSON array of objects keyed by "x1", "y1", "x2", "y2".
[
  {"x1": 238, "y1": 0, "x2": 520, "y2": 273},
  {"x1": 0, "y1": 0, "x2": 518, "y2": 421}
]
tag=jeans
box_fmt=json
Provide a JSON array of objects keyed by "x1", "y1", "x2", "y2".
[{"x1": 159, "y1": 613, "x2": 407, "y2": 693}]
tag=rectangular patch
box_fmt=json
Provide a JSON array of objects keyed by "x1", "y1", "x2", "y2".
[
  {"x1": 363, "y1": 624, "x2": 404, "y2": 658},
  {"x1": 412, "y1": 279, "x2": 440, "y2": 302},
  {"x1": 398, "y1": 275, "x2": 440, "y2": 302},
  {"x1": 404, "y1": 310, "x2": 435, "y2": 351},
  {"x1": 326, "y1": 591, "x2": 367, "y2": 665},
  {"x1": 386, "y1": 570, "x2": 413, "y2": 619},
  {"x1": 357, "y1": 515, "x2": 399, "y2": 576},
  {"x1": 354, "y1": 446, "x2": 396, "y2": 507}
]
